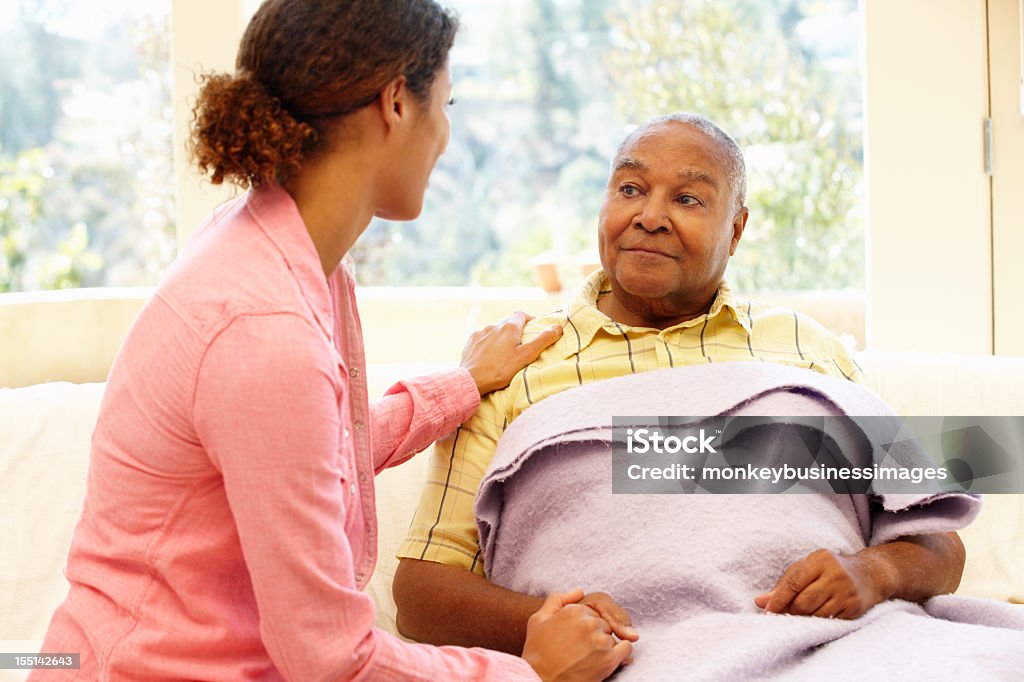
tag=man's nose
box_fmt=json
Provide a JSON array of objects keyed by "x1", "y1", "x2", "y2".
[{"x1": 634, "y1": 195, "x2": 671, "y2": 234}]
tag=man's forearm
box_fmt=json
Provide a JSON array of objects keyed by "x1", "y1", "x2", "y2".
[
  {"x1": 393, "y1": 557, "x2": 545, "y2": 654},
  {"x1": 859, "y1": 531, "x2": 966, "y2": 603}
]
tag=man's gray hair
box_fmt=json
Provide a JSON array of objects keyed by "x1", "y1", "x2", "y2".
[{"x1": 615, "y1": 113, "x2": 747, "y2": 212}]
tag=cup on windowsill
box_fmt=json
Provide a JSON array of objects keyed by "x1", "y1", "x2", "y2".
[
  {"x1": 530, "y1": 254, "x2": 562, "y2": 293},
  {"x1": 578, "y1": 256, "x2": 601, "y2": 280}
]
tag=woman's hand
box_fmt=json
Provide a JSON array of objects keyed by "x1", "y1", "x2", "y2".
[
  {"x1": 522, "y1": 589, "x2": 633, "y2": 682},
  {"x1": 459, "y1": 312, "x2": 563, "y2": 396}
]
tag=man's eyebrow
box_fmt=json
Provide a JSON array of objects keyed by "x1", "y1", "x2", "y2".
[
  {"x1": 677, "y1": 168, "x2": 719, "y2": 190},
  {"x1": 613, "y1": 157, "x2": 648, "y2": 173}
]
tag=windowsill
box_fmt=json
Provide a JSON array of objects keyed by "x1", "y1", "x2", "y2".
[
  {"x1": 0, "y1": 287, "x2": 155, "y2": 305},
  {"x1": 0, "y1": 285, "x2": 559, "y2": 303},
  {"x1": 1, "y1": 286, "x2": 867, "y2": 388},
  {"x1": 355, "y1": 285, "x2": 560, "y2": 301},
  {"x1": 0, "y1": 285, "x2": 868, "y2": 300}
]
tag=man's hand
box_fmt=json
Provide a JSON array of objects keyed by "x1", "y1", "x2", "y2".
[
  {"x1": 459, "y1": 312, "x2": 563, "y2": 396},
  {"x1": 755, "y1": 533, "x2": 965, "y2": 620},
  {"x1": 754, "y1": 549, "x2": 883, "y2": 619},
  {"x1": 394, "y1": 559, "x2": 640, "y2": 657}
]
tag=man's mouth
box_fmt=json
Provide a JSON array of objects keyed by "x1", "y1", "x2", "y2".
[{"x1": 622, "y1": 247, "x2": 676, "y2": 259}]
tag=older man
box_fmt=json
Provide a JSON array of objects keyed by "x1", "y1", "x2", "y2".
[{"x1": 393, "y1": 114, "x2": 965, "y2": 654}]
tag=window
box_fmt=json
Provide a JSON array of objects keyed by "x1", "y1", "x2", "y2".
[
  {"x1": 350, "y1": 0, "x2": 865, "y2": 293},
  {"x1": 0, "y1": 0, "x2": 174, "y2": 292},
  {"x1": 0, "y1": 0, "x2": 864, "y2": 295}
]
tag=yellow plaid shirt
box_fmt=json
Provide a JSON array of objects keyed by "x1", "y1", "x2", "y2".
[{"x1": 398, "y1": 270, "x2": 864, "y2": 574}]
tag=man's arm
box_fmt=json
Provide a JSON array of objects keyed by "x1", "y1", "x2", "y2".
[
  {"x1": 393, "y1": 338, "x2": 637, "y2": 651},
  {"x1": 755, "y1": 531, "x2": 965, "y2": 619},
  {"x1": 394, "y1": 382, "x2": 535, "y2": 651},
  {"x1": 394, "y1": 558, "x2": 544, "y2": 654},
  {"x1": 395, "y1": 558, "x2": 638, "y2": 654}
]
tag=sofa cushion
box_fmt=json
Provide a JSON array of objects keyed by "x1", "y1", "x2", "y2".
[
  {"x1": 856, "y1": 349, "x2": 1024, "y2": 415},
  {"x1": 0, "y1": 382, "x2": 103, "y2": 641}
]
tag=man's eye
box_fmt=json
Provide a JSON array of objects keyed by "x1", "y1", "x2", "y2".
[
  {"x1": 620, "y1": 185, "x2": 639, "y2": 196},
  {"x1": 677, "y1": 195, "x2": 700, "y2": 206}
]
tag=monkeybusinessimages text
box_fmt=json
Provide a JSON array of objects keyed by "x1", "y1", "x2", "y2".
[{"x1": 623, "y1": 427, "x2": 950, "y2": 485}]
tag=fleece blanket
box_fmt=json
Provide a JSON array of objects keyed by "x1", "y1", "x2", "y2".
[{"x1": 475, "y1": 363, "x2": 1024, "y2": 681}]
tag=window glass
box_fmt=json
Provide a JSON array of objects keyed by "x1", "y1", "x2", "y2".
[
  {"x1": 0, "y1": 0, "x2": 174, "y2": 291},
  {"x1": 351, "y1": 0, "x2": 863, "y2": 292}
]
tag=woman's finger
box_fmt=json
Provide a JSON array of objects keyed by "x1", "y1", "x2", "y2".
[{"x1": 516, "y1": 325, "x2": 563, "y2": 360}]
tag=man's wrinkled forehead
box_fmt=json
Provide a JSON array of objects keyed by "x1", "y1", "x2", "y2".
[
  {"x1": 610, "y1": 122, "x2": 724, "y2": 189},
  {"x1": 612, "y1": 156, "x2": 720, "y2": 193},
  {"x1": 611, "y1": 123, "x2": 726, "y2": 186}
]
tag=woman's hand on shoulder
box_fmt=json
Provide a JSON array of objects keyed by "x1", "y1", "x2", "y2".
[{"x1": 459, "y1": 311, "x2": 563, "y2": 396}]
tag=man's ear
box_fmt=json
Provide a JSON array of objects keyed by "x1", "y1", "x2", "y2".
[
  {"x1": 729, "y1": 207, "x2": 749, "y2": 256},
  {"x1": 376, "y1": 75, "x2": 409, "y2": 133}
]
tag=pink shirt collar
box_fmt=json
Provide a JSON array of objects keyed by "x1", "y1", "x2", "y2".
[{"x1": 246, "y1": 184, "x2": 335, "y2": 340}]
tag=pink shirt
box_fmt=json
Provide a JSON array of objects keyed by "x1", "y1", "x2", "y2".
[{"x1": 34, "y1": 186, "x2": 537, "y2": 681}]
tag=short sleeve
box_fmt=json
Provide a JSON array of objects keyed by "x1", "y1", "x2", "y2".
[{"x1": 397, "y1": 390, "x2": 510, "y2": 575}]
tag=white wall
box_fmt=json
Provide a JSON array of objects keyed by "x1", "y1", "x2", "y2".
[
  {"x1": 990, "y1": 0, "x2": 1024, "y2": 356},
  {"x1": 169, "y1": 0, "x2": 248, "y2": 244},
  {"x1": 0, "y1": 289, "x2": 865, "y2": 389},
  {"x1": 0, "y1": 290, "x2": 150, "y2": 388},
  {"x1": 862, "y1": 0, "x2": 993, "y2": 353}
]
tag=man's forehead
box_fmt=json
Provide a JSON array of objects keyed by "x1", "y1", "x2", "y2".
[
  {"x1": 614, "y1": 122, "x2": 727, "y2": 176},
  {"x1": 613, "y1": 156, "x2": 717, "y2": 186}
]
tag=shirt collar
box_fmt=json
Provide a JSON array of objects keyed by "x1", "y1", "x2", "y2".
[
  {"x1": 246, "y1": 184, "x2": 335, "y2": 339},
  {"x1": 558, "y1": 269, "x2": 752, "y2": 359}
]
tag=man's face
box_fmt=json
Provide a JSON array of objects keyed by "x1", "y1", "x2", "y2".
[{"x1": 597, "y1": 121, "x2": 748, "y2": 322}]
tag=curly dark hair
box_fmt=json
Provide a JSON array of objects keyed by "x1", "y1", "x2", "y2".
[{"x1": 190, "y1": 0, "x2": 459, "y2": 189}]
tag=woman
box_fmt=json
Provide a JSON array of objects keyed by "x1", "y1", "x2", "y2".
[{"x1": 33, "y1": 1, "x2": 631, "y2": 680}]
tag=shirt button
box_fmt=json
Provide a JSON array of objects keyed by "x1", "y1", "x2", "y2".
[
  {"x1": 353, "y1": 421, "x2": 364, "y2": 431},
  {"x1": 359, "y1": 473, "x2": 368, "y2": 483},
  {"x1": 343, "y1": 428, "x2": 350, "y2": 439},
  {"x1": 355, "y1": 573, "x2": 364, "y2": 582},
  {"x1": 349, "y1": 482, "x2": 356, "y2": 496},
  {"x1": 349, "y1": 367, "x2": 359, "y2": 378}
]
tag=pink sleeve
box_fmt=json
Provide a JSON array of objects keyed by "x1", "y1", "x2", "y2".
[
  {"x1": 369, "y1": 368, "x2": 481, "y2": 473},
  {"x1": 193, "y1": 314, "x2": 534, "y2": 681}
]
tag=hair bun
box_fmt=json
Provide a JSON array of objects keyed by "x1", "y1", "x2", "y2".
[{"x1": 189, "y1": 72, "x2": 317, "y2": 188}]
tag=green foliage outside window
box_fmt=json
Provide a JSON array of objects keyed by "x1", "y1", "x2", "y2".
[
  {"x1": 353, "y1": 0, "x2": 864, "y2": 291},
  {"x1": 0, "y1": 0, "x2": 175, "y2": 292},
  {"x1": 606, "y1": 0, "x2": 864, "y2": 291},
  {"x1": 0, "y1": 150, "x2": 40, "y2": 292},
  {"x1": 0, "y1": 0, "x2": 862, "y2": 293}
]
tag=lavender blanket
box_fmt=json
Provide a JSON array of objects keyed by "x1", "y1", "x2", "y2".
[{"x1": 475, "y1": 363, "x2": 1024, "y2": 680}]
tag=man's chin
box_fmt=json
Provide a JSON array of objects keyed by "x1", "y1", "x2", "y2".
[{"x1": 614, "y1": 273, "x2": 682, "y2": 301}]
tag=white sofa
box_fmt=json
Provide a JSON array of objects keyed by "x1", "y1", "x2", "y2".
[{"x1": 2, "y1": 353, "x2": 1023, "y2": 679}]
